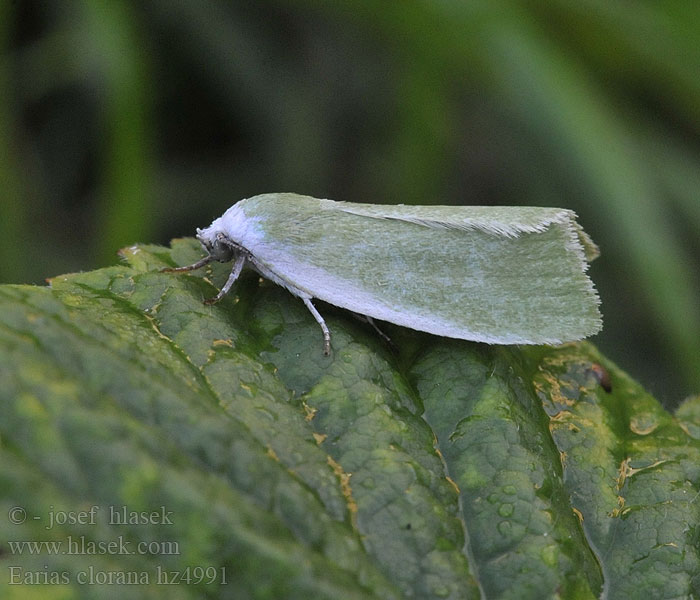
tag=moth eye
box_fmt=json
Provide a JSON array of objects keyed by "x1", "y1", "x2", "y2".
[{"x1": 211, "y1": 240, "x2": 234, "y2": 262}]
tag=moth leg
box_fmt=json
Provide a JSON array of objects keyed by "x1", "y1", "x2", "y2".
[
  {"x1": 302, "y1": 298, "x2": 331, "y2": 356},
  {"x1": 161, "y1": 255, "x2": 214, "y2": 273},
  {"x1": 365, "y1": 316, "x2": 394, "y2": 346},
  {"x1": 203, "y1": 254, "x2": 246, "y2": 305},
  {"x1": 350, "y1": 313, "x2": 394, "y2": 349}
]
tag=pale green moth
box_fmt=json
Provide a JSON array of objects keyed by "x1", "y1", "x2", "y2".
[{"x1": 164, "y1": 193, "x2": 602, "y2": 355}]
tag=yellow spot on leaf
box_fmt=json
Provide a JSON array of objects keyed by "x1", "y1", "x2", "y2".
[
  {"x1": 303, "y1": 402, "x2": 317, "y2": 422},
  {"x1": 327, "y1": 456, "x2": 358, "y2": 527},
  {"x1": 445, "y1": 476, "x2": 460, "y2": 495},
  {"x1": 608, "y1": 496, "x2": 626, "y2": 517},
  {"x1": 617, "y1": 457, "x2": 631, "y2": 490},
  {"x1": 559, "y1": 451, "x2": 568, "y2": 469},
  {"x1": 549, "y1": 410, "x2": 574, "y2": 422},
  {"x1": 617, "y1": 456, "x2": 668, "y2": 492}
]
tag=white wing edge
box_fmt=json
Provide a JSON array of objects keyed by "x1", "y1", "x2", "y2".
[{"x1": 334, "y1": 201, "x2": 578, "y2": 239}]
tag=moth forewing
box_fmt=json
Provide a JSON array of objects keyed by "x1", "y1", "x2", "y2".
[{"x1": 166, "y1": 193, "x2": 602, "y2": 353}]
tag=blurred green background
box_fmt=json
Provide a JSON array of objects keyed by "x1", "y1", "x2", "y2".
[{"x1": 2, "y1": 0, "x2": 699, "y2": 406}]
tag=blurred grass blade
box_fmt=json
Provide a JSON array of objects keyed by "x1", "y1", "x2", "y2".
[
  {"x1": 0, "y1": 0, "x2": 27, "y2": 284},
  {"x1": 483, "y1": 10, "x2": 700, "y2": 391},
  {"x1": 78, "y1": 0, "x2": 153, "y2": 267}
]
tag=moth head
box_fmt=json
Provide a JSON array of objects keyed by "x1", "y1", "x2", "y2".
[{"x1": 196, "y1": 228, "x2": 235, "y2": 263}]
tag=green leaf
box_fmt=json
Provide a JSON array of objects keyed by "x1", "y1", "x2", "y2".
[{"x1": 1, "y1": 239, "x2": 698, "y2": 599}]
